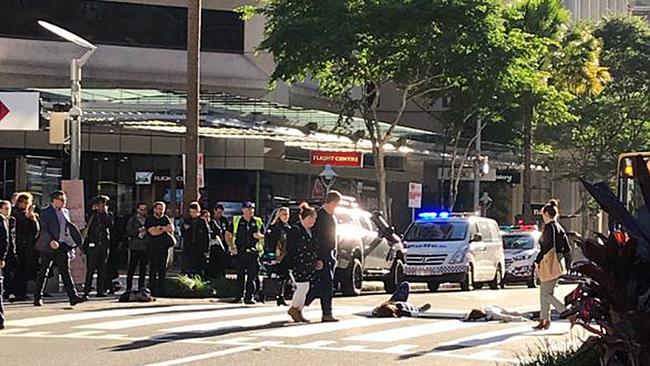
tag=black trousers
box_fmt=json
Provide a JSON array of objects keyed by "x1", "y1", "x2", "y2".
[
  {"x1": 35, "y1": 247, "x2": 79, "y2": 301},
  {"x1": 306, "y1": 253, "x2": 336, "y2": 317},
  {"x1": 126, "y1": 249, "x2": 148, "y2": 291},
  {"x1": 0, "y1": 267, "x2": 5, "y2": 326},
  {"x1": 14, "y1": 242, "x2": 36, "y2": 298},
  {"x1": 235, "y1": 253, "x2": 260, "y2": 301},
  {"x1": 84, "y1": 245, "x2": 110, "y2": 295},
  {"x1": 2, "y1": 253, "x2": 17, "y2": 298},
  {"x1": 184, "y1": 249, "x2": 207, "y2": 276},
  {"x1": 148, "y1": 245, "x2": 168, "y2": 296}
]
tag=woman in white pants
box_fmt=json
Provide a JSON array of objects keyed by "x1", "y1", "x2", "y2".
[{"x1": 286, "y1": 203, "x2": 318, "y2": 323}]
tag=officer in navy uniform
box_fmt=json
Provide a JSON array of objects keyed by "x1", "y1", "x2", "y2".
[{"x1": 225, "y1": 201, "x2": 264, "y2": 304}]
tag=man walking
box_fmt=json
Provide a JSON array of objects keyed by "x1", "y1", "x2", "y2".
[
  {"x1": 33, "y1": 191, "x2": 86, "y2": 307},
  {"x1": 125, "y1": 202, "x2": 149, "y2": 292},
  {"x1": 182, "y1": 202, "x2": 210, "y2": 276},
  {"x1": 146, "y1": 202, "x2": 174, "y2": 296},
  {"x1": 83, "y1": 196, "x2": 113, "y2": 297},
  {"x1": 307, "y1": 191, "x2": 342, "y2": 322},
  {"x1": 226, "y1": 201, "x2": 264, "y2": 304},
  {"x1": 0, "y1": 200, "x2": 13, "y2": 329}
]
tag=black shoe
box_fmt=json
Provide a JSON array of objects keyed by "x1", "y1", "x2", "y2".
[
  {"x1": 70, "y1": 295, "x2": 88, "y2": 306},
  {"x1": 276, "y1": 297, "x2": 288, "y2": 307},
  {"x1": 0, "y1": 322, "x2": 4, "y2": 330},
  {"x1": 244, "y1": 299, "x2": 257, "y2": 305},
  {"x1": 233, "y1": 298, "x2": 243, "y2": 304},
  {"x1": 34, "y1": 298, "x2": 43, "y2": 307}
]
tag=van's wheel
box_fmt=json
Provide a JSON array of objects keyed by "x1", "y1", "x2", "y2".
[
  {"x1": 341, "y1": 258, "x2": 363, "y2": 296},
  {"x1": 384, "y1": 258, "x2": 404, "y2": 294},
  {"x1": 460, "y1": 266, "x2": 474, "y2": 291},
  {"x1": 489, "y1": 267, "x2": 503, "y2": 290},
  {"x1": 527, "y1": 269, "x2": 538, "y2": 288},
  {"x1": 427, "y1": 281, "x2": 440, "y2": 292}
]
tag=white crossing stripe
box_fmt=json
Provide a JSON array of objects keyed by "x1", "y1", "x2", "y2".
[
  {"x1": 6, "y1": 304, "x2": 227, "y2": 327},
  {"x1": 75, "y1": 306, "x2": 287, "y2": 330},
  {"x1": 253, "y1": 317, "x2": 400, "y2": 338},
  {"x1": 344, "y1": 319, "x2": 484, "y2": 343},
  {"x1": 472, "y1": 350, "x2": 504, "y2": 359},
  {"x1": 141, "y1": 344, "x2": 266, "y2": 366},
  {"x1": 383, "y1": 344, "x2": 418, "y2": 353},
  {"x1": 297, "y1": 341, "x2": 336, "y2": 348},
  {"x1": 162, "y1": 307, "x2": 367, "y2": 334},
  {"x1": 436, "y1": 325, "x2": 534, "y2": 348},
  {"x1": 0, "y1": 328, "x2": 29, "y2": 334}
]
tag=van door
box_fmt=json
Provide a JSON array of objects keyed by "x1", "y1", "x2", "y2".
[
  {"x1": 358, "y1": 214, "x2": 389, "y2": 271},
  {"x1": 488, "y1": 222, "x2": 504, "y2": 272},
  {"x1": 476, "y1": 220, "x2": 495, "y2": 281},
  {"x1": 468, "y1": 222, "x2": 486, "y2": 280}
]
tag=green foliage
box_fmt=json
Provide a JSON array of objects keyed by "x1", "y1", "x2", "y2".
[
  {"x1": 162, "y1": 275, "x2": 216, "y2": 298},
  {"x1": 519, "y1": 343, "x2": 599, "y2": 366}
]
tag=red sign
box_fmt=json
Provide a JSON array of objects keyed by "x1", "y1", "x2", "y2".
[
  {"x1": 310, "y1": 151, "x2": 363, "y2": 167},
  {"x1": 0, "y1": 101, "x2": 9, "y2": 122}
]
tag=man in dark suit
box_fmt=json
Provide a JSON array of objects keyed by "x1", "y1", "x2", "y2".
[
  {"x1": 0, "y1": 200, "x2": 13, "y2": 329},
  {"x1": 33, "y1": 191, "x2": 86, "y2": 307}
]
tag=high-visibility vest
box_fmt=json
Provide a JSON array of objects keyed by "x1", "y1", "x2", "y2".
[{"x1": 232, "y1": 215, "x2": 264, "y2": 255}]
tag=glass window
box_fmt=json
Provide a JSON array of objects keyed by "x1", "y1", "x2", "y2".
[
  {"x1": 0, "y1": 0, "x2": 244, "y2": 53},
  {"x1": 489, "y1": 224, "x2": 501, "y2": 242},
  {"x1": 404, "y1": 222, "x2": 468, "y2": 242},
  {"x1": 503, "y1": 235, "x2": 535, "y2": 250},
  {"x1": 478, "y1": 221, "x2": 493, "y2": 241}
]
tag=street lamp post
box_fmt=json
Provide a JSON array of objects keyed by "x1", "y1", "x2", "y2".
[
  {"x1": 184, "y1": 0, "x2": 201, "y2": 212},
  {"x1": 38, "y1": 21, "x2": 96, "y2": 180},
  {"x1": 473, "y1": 118, "x2": 482, "y2": 213},
  {"x1": 319, "y1": 164, "x2": 338, "y2": 194}
]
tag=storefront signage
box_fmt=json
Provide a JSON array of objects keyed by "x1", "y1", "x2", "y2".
[
  {"x1": 198, "y1": 153, "x2": 205, "y2": 188},
  {"x1": 0, "y1": 92, "x2": 39, "y2": 130},
  {"x1": 437, "y1": 167, "x2": 497, "y2": 182},
  {"x1": 496, "y1": 169, "x2": 522, "y2": 184},
  {"x1": 135, "y1": 171, "x2": 154, "y2": 185},
  {"x1": 408, "y1": 182, "x2": 422, "y2": 209},
  {"x1": 310, "y1": 151, "x2": 363, "y2": 167}
]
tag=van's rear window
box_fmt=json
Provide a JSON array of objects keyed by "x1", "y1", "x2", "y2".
[{"x1": 404, "y1": 222, "x2": 468, "y2": 241}]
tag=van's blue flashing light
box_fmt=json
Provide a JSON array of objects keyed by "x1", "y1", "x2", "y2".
[{"x1": 417, "y1": 211, "x2": 450, "y2": 220}]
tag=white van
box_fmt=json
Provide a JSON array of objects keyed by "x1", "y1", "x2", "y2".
[{"x1": 403, "y1": 212, "x2": 505, "y2": 291}]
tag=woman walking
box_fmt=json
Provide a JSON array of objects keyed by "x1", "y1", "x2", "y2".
[
  {"x1": 11, "y1": 193, "x2": 40, "y2": 301},
  {"x1": 286, "y1": 203, "x2": 318, "y2": 323},
  {"x1": 266, "y1": 207, "x2": 292, "y2": 306},
  {"x1": 533, "y1": 200, "x2": 568, "y2": 330}
]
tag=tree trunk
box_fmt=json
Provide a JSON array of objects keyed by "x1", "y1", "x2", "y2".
[
  {"x1": 374, "y1": 143, "x2": 389, "y2": 220},
  {"x1": 523, "y1": 94, "x2": 533, "y2": 223}
]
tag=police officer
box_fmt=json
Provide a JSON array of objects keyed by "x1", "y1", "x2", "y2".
[
  {"x1": 181, "y1": 202, "x2": 210, "y2": 276},
  {"x1": 83, "y1": 195, "x2": 113, "y2": 297},
  {"x1": 225, "y1": 201, "x2": 264, "y2": 304}
]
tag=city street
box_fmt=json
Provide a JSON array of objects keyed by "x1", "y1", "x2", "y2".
[{"x1": 0, "y1": 285, "x2": 582, "y2": 366}]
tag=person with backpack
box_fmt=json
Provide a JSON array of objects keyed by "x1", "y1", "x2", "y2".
[{"x1": 533, "y1": 200, "x2": 569, "y2": 330}]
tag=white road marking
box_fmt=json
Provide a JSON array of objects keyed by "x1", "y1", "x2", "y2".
[
  {"x1": 253, "y1": 316, "x2": 400, "y2": 338},
  {"x1": 61, "y1": 330, "x2": 106, "y2": 338},
  {"x1": 383, "y1": 344, "x2": 418, "y2": 353},
  {"x1": 297, "y1": 340, "x2": 336, "y2": 348},
  {"x1": 6, "y1": 304, "x2": 227, "y2": 327},
  {"x1": 140, "y1": 344, "x2": 267, "y2": 366},
  {"x1": 472, "y1": 350, "x2": 504, "y2": 358},
  {"x1": 161, "y1": 307, "x2": 366, "y2": 334},
  {"x1": 76, "y1": 306, "x2": 286, "y2": 330},
  {"x1": 0, "y1": 328, "x2": 29, "y2": 334},
  {"x1": 345, "y1": 319, "x2": 484, "y2": 343},
  {"x1": 436, "y1": 325, "x2": 534, "y2": 348}
]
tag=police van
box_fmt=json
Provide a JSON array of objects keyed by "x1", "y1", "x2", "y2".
[
  {"x1": 403, "y1": 212, "x2": 505, "y2": 291},
  {"x1": 500, "y1": 225, "x2": 541, "y2": 288}
]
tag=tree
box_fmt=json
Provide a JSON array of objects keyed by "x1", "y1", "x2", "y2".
[{"x1": 253, "y1": 0, "x2": 511, "y2": 218}]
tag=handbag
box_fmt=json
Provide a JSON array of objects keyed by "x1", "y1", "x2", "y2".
[{"x1": 539, "y1": 227, "x2": 565, "y2": 282}]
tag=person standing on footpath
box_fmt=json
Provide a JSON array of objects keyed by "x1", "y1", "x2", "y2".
[
  {"x1": 205, "y1": 210, "x2": 227, "y2": 278},
  {"x1": 33, "y1": 191, "x2": 87, "y2": 307},
  {"x1": 226, "y1": 201, "x2": 264, "y2": 304},
  {"x1": 125, "y1": 202, "x2": 149, "y2": 292},
  {"x1": 533, "y1": 200, "x2": 569, "y2": 330},
  {"x1": 286, "y1": 203, "x2": 318, "y2": 323},
  {"x1": 83, "y1": 196, "x2": 113, "y2": 297},
  {"x1": 265, "y1": 207, "x2": 292, "y2": 306},
  {"x1": 306, "y1": 191, "x2": 342, "y2": 322},
  {"x1": 11, "y1": 193, "x2": 40, "y2": 302},
  {"x1": 181, "y1": 202, "x2": 210, "y2": 277},
  {"x1": 0, "y1": 200, "x2": 13, "y2": 329},
  {"x1": 145, "y1": 202, "x2": 175, "y2": 296}
]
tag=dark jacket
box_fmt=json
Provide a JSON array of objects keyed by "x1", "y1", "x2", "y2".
[
  {"x1": 287, "y1": 223, "x2": 318, "y2": 282},
  {"x1": 11, "y1": 207, "x2": 39, "y2": 248},
  {"x1": 313, "y1": 207, "x2": 337, "y2": 261},
  {"x1": 35, "y1": 205, "x2": 83, "y2": 253},
  {"x1": 182, "y1": 217, "x2": 210, "y2": 253},
  {"x1": 265, "y1": 221, "x2": 291, "y2": 261},
  {"x1": 84, "y1": 210, "x2": 113, "y2": 250},
  {"x1": 126, "y1": 214, "x2": 148, "y2": 252},
  {"x1": 535, "y1": 220, "x2": 570, "y2": 264},
  {"x1": 0, "y1": 215, "x2": 13, "y2": 262}
]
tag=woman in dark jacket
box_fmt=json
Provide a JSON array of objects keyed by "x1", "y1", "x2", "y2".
[
  {"x1": 265, "y1": 207, "x2": 292, "y2": 306},
  {"x1": 11, "y1": 193, "x2": 40, "y2": 301},
  {"x1": 286, "y1": 203, "x2": 318, "y2": 323}
]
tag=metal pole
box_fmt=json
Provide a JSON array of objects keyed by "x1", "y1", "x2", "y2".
[
  {"x1": 70, "y1": 59, "x2": 82, "y2": 180},
  {"x1": 473, "y1": 118, "x2": 481, "y2": 213},
  {"x1": 184, "y1": 0, "x2": 201, "y2": 210}
]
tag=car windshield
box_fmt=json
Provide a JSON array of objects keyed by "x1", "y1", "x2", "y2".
[
  {"x1": 404, "y1": 222, "x2": 468, "y2": 241},
  {"x1": 503, "y1": 235, "x2": 535, "y2": 250}
]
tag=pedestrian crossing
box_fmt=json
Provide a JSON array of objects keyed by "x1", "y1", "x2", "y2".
[{"x1": 1, "y1": 303, "x2": 578, "y2": 364}]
